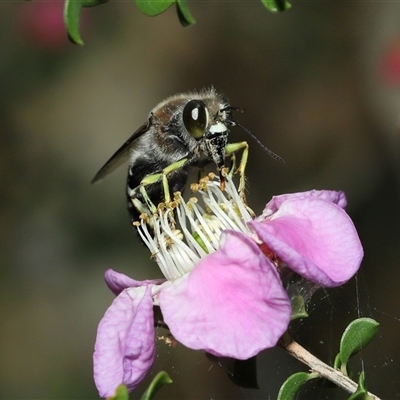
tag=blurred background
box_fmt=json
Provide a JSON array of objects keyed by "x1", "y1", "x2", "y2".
[{"x1": 0, "y1": 1, "x2": 399, "y2": 399}]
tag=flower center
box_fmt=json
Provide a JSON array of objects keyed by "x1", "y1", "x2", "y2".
[{"x1": 135, "y1": 174, "x2": 254, "y2": 281}]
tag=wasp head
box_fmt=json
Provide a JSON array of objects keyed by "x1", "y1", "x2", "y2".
[{"x1": 180, "y1": 93, "x2": 232, "y2": 190}]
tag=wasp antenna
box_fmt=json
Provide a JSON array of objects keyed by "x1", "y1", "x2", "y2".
[
  {"x1": 235, "y1": 122, "x2": 285, "y2": 163},
  {"x1": 222, "y1": 106, "x2": 245, "y2": 114}
]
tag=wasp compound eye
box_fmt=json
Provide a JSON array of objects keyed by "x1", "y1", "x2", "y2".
[{"x1": 183, "y1": 100, "x2": 208, "y2": 139}]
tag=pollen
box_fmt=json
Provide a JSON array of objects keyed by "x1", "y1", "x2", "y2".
[
  {"x1": 190, "y1": 183, "x2": 199, "y2": 192},
  {"x1": 139, "y1": 212, "x2": 151, "y2": 224}
]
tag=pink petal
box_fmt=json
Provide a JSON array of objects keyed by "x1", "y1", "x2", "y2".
[
  {"x1": 259, "y1": 190, "x2": 347, "y2": 219},
  {"x1": 104, "y1": 269, "x2": 164, "y2": 296},
  {"x1": 250, "y1": 197, "x2": 363, "y2": 287},
  {"x1": 159, "y1": 231, "x2": 291, "y2": 360},
  {"x1": 93, "y1": 286, "x2": 155, "y2": 397}
]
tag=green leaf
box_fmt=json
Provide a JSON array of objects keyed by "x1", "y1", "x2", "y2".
[
  {"x1": 64, "y1": 0, "x2": 107, "y2": 45},
  {"x1": 140, "y1": 371, "x2": 172, "y2": 400},
  {"x1": 337, "y1": 318, "x2": 379, "y2": 370},
  {"x1": 261, "y1": 0, "x2": 291, "y2": 12},
  {"x1": 357, "y1": 371, "x2": 367, "y2": 392},
  {"x1": 176, "y1": 0, "x2": 195, "y2": 26},
  {"x1": 348, "y1": 372, "x2": 374, "y2": 400},
  {"x1": 64, "y1": 0, "x2": 84, "y2": 45},
  {"x1": 348, "y1": 391, "x2": 372, "y2": 400},
  {"x1": 277, "y1": 372, "x2": 319, "y2": 400},
  {"x1": 136, "y1": 0, "x2": 175, "y2": 17},
  {"x1": 333, "y1": 353, "x2": 342, "y2": 370},
  {"x1": 106, "y1": 385, "x2": 129, "y2": 400},
  {"x1": 83, "y1": 0, "x2": 108, "y2": 7},
  {"x1": 290, "y1": 295, "x2": 308, "y2": 321}
]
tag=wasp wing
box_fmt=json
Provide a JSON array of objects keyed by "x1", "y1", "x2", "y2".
[{"x1": 91, "y1": 122, "x2": 149, "y2": 184}]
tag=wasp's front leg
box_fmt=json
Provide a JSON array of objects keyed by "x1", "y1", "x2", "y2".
[
  {"x1": 131, "y1": 158, "x2": 189, "y2": 217},
  {"x1": 225, "y1": 141, "x2": 249, "y2": 202}
]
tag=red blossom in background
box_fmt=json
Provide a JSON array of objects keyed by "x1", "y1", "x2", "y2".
[{"x1": 19, "y1": 1, "x2": 90, "y2": 50}]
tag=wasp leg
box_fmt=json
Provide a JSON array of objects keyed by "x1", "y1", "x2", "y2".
[
  {"x1": 127, "y1": 182, "x2": 158, "y2": 217},
  {"x1": 228, "y1": 151, "x2": 237, "y2": 179},
  {"x1": 225, "y1": 141, "x2": 249, "y2": 200},
  {"x1": 139, "y1": 158, "x2": 188, "y2": 211}
]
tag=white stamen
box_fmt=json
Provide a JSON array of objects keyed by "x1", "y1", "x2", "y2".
[
  {"x1": 202, "y1": 186, "x2": 242, "y2": 231},
  {"x1": 190, "y1": 203, "x2": 219, "y2": 251},
  {"x1": 135, "y1": 175, "x2": 253, "y2": 282},
  {"x1": 176, "y1": 198, "x2": 208, "y2": 258},
  {"x1": 226, "y1": 177, "x2": 253, "y2": 223}
]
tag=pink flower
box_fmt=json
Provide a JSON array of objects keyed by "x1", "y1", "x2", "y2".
[
  {"x1": 250, "y1": 190, "x2": 363, "y2": 287},
  {"x1": 93, "y1": 285, "x2": 155, "y2": 395},
  {"x1": 93, "y1": 177, "x2": 363, "y2": 397},
  {"x1": 94, "y1": 232, "x2": 290, "y2": 397}
]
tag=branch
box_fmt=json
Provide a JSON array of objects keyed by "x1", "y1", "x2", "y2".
[{"x1": 279, "y1": 335, "x2": 381, "y2": 400}]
